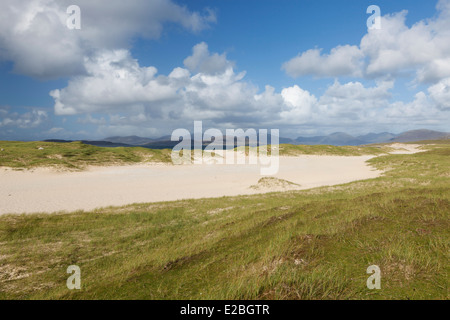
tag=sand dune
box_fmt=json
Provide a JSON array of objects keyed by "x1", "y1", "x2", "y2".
[
  {"x1": 387, "y1": 143, "x2": 423, "y2": 154},
  {"x1": 0, "y1": 155, "x2": 383, "y2": 214}
]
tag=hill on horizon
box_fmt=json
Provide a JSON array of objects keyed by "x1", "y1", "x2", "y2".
[
  {"x1": 101, "y1": 129, "x2": 449, "y2": 147},
  {"x1": 42, "y1": 129, "x2": 449, "y2": 148},
  {"x1": 388, "y1": 129, "x2": 450, "y2": 143}
]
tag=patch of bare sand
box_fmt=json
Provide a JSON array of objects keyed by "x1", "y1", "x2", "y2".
[
  {"x1": 0, "y1": 155, "x2": 382, "y2": 214},
  {"x1": 387, "y1": 143, "x2": 424, "y2": 154}
]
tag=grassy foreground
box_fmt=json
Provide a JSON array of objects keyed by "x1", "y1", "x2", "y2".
[{"x1": 0, "y1": 141, "x2": 448, "y2": 299}]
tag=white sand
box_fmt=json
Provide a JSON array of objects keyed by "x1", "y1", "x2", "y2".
[
  {"x1": 386, "y1": 143, "x2": 423, "y2": 154},
  {"x1": 0, "y1": 155, "x2": 383, "y2": 215}
]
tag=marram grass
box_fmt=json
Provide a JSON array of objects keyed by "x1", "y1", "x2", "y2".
[{"x1": 0, "y1": 140, "x2": 448, "y2": 299}]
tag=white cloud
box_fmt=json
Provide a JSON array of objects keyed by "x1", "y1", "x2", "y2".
[
  {"x1": 50, "y1": 49, "x2": 178, "y2": 115},
  {"x1": 282, "y1": 45, "x2": 364, "y2": 78},
  {"x1": 0, "y1": 0, "x2": 84, "y2": 78},
  {"x1": 316, "y1": 79, "x2": 449, "y2": 128},
  {"x1": 428, "y1": 77, "x2": 450, "y2": 110},
  {"x1": 3, "y1": 2, "x2": 448, "y2": 138},
  {"x1": 49, "y1": 45, "x2": 262, "y2": 120},
  {"x1": 0, "y1": 0, "x2": 215, "y2": 78},
  {"x1": 277, "y1": 0, "x2": 450, "y2": 133},
  {"x1": 283, "y1": 0, "x2": 450, "y2": 84},
  {"x1": 184, "y1": 42, "x2": 234, "y2": 75},
  {"x1": 49, "y1": 44, "x2": 290, "y2": 131},
  {"x1": 0, "y1": 107, "x2": 48, "y2": 128},
  {"x1": 383, "y1": 91, "x2": 447, "y2": 130},
  {"x1": 360, "y1": 8, "x2": 450, "y2": 82},
  {"x1": 280, "y1": 85, "x2": 317, "y2": 122},
  {"x1": 48, "y1": 42, "x2": 450, "y2": 136},
  {"x1": 318, "y1": 80, "x2": 393, "y2": 118}
]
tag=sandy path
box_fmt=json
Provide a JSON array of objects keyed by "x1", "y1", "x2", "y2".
[{"x1": 0, "y1": 155, "x2": 383, "y2": 215}]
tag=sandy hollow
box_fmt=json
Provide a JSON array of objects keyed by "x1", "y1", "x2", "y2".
[
  {"x1": 386, "y1": 143, "x2": 425, "y2": 154},
  {"x1": 0, "y1": 154, "x2": 386, "y2": 215}
]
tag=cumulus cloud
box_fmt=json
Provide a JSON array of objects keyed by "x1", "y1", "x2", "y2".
[
  {"x1": 3, "y1": 1, "x2": 448, "y2": 138},
  {"x1": 278, "y1": 0, "x2": 450, "y2": 133},
  {"x1": 318, "y1": 80, "x2": 393, "y2": 118},
  {"x1": 428, "y1": 77, "x2": 450, "y2": 110},
  {"x1": 50, "y1": 49, "x2": 178, "y2": 115},
  {"x1": 313, "y1": 81, "x2": 447, "y2": 130},
  {"x1": 47, "y1": 42, "x2": 449, "y2": 137},
  {"x1": 280, "y1": 85, "x2": 317, "y2": 122},
  {"x1": 383, "y1": 91, "x2": 446, "y2": 130},
  {"x1": 0, "y1": 107, "x2": 48, "y2": 128},
  {"x1": 282, "y1": 46, "x2": 364, "y2": 78},
  {"x1": 386, "y1": 92, "x2": 432, "y2": 119},
  {"x1": 283, "y1": 0, "x2": 450, "y2": 84},
  {"x1": 0, "y1": 0, "x2": 216, "y2": 78},
  {"x1": 361, "y1": 7, "x2": 450, "y2": 82},
  {"x1": 49, "y1": 44, "x2": 294, "y2": 132},
  {"x1": 184, "y1": 42, "x2": 234, "y2": 75}
]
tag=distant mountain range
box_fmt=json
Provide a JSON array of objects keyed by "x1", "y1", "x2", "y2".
[
  {"x1": 292, "y1": 129, "x2": 449, "y2": 146},
  {"x1": 103, "y1": 133, "x2": 289, "y2": 149},
  {"x1": 104, "y1": 129, "x2": 449, "y2": 147},
  {"x1": 44, "y1": 129, "x2": 449, "y2": 148},
  {"x1": 288, "y1": 129, "x2": 448, "y2": 146},
  {"x1": 388, "y1": 129, "x2": 450, "y2": 143}
]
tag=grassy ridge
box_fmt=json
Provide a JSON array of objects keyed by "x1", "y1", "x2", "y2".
[
  {"x1": 0, "y1": 140, "x2": 392, "y2": 170},
  {"x1": 277, "y1": 143, "x2": 393, "y2": 156},
  {"x1": 0, "y1": 142, "x2": 448, "y2": 299},
  {"x1": 0, "y1": 141, "x2": 172, "y2": 169},
  {"x1": 238, "y1": 143, "x2": 393, "y2": 157}
]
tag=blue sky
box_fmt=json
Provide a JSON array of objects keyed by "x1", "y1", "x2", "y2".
[{"x1": 0, "y1": 0, "x2": 449, "y2": 140}]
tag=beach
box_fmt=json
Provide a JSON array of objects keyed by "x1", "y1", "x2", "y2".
[{"x1": 0, "y1": 154, "x2": 383, "y2": 214}]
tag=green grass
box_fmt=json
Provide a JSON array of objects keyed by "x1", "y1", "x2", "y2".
[
  {"x1": 277, "y1": 143, "x2": 393, "y2": 156},
  {"x1": 0, "y1": 140, "x2": 391, "y2": 171},
  {"x1": 0, "y1": 141, "x2": 448, "y2": 299},
  {"x1": 0, "y1": 141, "x2": 172, "y2": 169},
  {"x1": 403, "y1": 139, "x2": 450, "y2": 145},
  {"x1": 239, "y1": 143, "x2": 393, "y2": 157}
]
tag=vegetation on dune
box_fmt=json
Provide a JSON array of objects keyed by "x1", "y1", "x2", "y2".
[
  {"x1": 0, "y1": 141, "x2": 172, "y2": 169},
  {"x1": 239, "y1": 143, "x2": 394, "y2": 157},
  {"x1": 0, "y1": 141, "x2": 448, "y2": 299},
  {"x1": 0, "y1": 140, "x2": 394, "y2": 171},
  {"x1": 277, "y1": 143, "x2": 394, "y2": 156}
]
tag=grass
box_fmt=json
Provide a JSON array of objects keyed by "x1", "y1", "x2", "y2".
[
  {"x1": 277, "y1": 143, "x2": 394, "y2": 156},
  {"x1": 239, "y1": 143, "x2": 394, "y2": 157},
  {"x1": 0, "y1": 140, "x2": 391, "y2": 170},
  {"x1": 0, "y1": 140, "x2": 172, "y2": 169},
  {"x1": 0, "y1": 141, "x2": 448, "y2": 299}
]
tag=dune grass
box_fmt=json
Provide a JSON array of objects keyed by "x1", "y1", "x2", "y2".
[
  {"x1": 0, "y1": 140, "x2": 172, "y2": 169},
  {"x1": 277, "y1": 143, "x2": 394, "y2": 156},
  {"x1": 238, "y1": 143, "x2": 393, "y2": 157},
  {"x1": 0, "y1": 140, "x2": 394, "y2": 171},
  {"x1": 0, "y1": 141, "x2": 448, "y2": 300}
]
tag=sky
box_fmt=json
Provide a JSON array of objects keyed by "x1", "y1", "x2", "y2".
[{"x1": 0, "y1": 0, "x2": 449, "y2": 140}]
